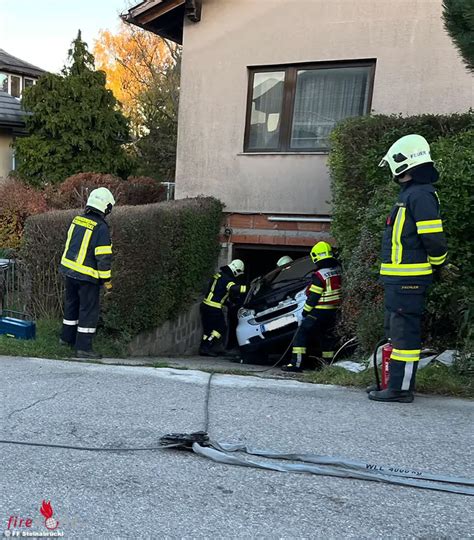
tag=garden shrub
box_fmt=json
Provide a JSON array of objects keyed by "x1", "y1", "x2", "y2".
[
  {"x1": 22, "y1": 197, "x2": 223, "y2": 335},
  {"x1": 329, "y1": 112, "x2": 474, "y2": 353},
  {"x1": 0, "y1": 179, "x2": 48, "y2": 249},
  {"x1": 46, "y1": 172, "x2": 165, "y2": 209}
]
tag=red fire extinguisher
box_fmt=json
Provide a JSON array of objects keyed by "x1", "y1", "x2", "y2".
[{"x1": 381, "y1": 343, "x2": 393, "y2": 389}]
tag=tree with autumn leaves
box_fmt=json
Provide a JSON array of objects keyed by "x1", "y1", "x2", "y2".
[{"x1": 94, "y1": 24, "x2": 181, "y2": 181}]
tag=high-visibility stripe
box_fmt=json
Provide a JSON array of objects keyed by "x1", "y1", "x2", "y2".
[
  {"x1": 73, "y1": 216, "x2": 97, "y2": 230},
  {"x1": 416, "y1": 219, "x2": 443, "y2": 234},
  {"x1": 98, "y1": 269, "x2": 112, "y2": 280},
  {"x1": 315, "y1": 305, "x2": 339, "y2": 310},
  {"x1": 303, "y1": 304, "x2": 313, "y2": 312},
  {"x1": 380, "y1": 262, "x2": 432, "y2": 276},
  {"x1": 77, "y1": 326, "x2": 96, "y2": 334},
  {"x1": 62, "y1": 224, "x2": 75, "y2": 260},
  {"x1": 292, "y1": 347, "x2": 307, "y2": 353},
  {"x1": 211, "y1": 330, "x2": 222, "y2": 339},
  {"x1": 391, "y1": 348, "x2": 421, "y2": 362},
  {"x1": 205, "y1": 274, "x2": 220, "y2": 305},
  {"x1": 226, "y1": 281, "x2": 236, "y2": 291},
  {"x1": 240, "y1": 285, "x2": 247, "y2": 294},
  {"x1": 391, "y1": 207, "x2": 406, "y2": 265},
  {"x1": 202, "y1": 334, "x2": 208, "y2": 340},
  {"x1": 322, "y1": 351, "x2": 334, "y2": 359},
  {"x1": 61, "y1": 257, "x2": 99, "y2": 279},
  {"x1": 309, "y1": 285, "x2": 324, "y2": 294},
  {"x1": 401, "y1": 362, "x2": 414, "y2": 390},
  {"x1": 95, "y1": 245, "x2": 113, "y2": 256},
  {"x1": 428, "y1": 252, "x2": 447, "y2": 266},
  {"x1": 203, "y1": 299, "x2": 222, "y2": 309},
  {"x1": 76, "y1": 229, "x2": 92, "y2": 266},
  {"x1": 63, "y1": 319, "x2": 78, "y2": 326}
]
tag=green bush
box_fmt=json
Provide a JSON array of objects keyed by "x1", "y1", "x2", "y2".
[
  {"x1": 329, "y1": 112, "x2": 473, "y2": 262},
  {"x1": 22, "y1": 198, "x2": 223, "y2": 334},
  {"x1": 329, "y1": 113, "x2": 474, "y2": 353}
]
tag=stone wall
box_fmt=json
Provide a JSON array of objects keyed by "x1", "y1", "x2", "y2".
[{"x1": 128, "y1": 300, "x2": 203, "y2": 357}]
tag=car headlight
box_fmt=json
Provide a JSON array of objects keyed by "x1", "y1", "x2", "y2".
[
  {"x1": 238, "y1": 308, "x2": 254, "y2": 318},
  {"x1": 295, "y1": 289, "x2": 307, "y2": 302}
]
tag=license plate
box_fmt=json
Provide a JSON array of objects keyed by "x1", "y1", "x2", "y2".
[{"x1": 263, "y1": 315, "x2": 295, "y2": 332}]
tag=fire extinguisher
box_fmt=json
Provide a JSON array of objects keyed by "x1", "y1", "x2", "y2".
[
  {"x1": 381, "y1": 342, "x2": 393, "y2": 390},
  {"x1": 369, "y1": 338, "x2": 392, "y2": 392}
]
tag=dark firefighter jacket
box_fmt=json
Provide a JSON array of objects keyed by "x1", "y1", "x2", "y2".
[
  {"x1": 380, "y1": 164, "x2": 448, "y2": 284},
  {"x1": 304, "y1": 259, "x2": 342, "y2": 315},
  {"x1": 59, "y1": 211, "x2": 112, "y2": 284},
  {"x1": 202, "y1": 266, "x2": 247, "y2": 309}
]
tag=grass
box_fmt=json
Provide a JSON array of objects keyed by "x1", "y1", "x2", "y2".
[
  {"x1": 303, "y1": 364, "x2": 473, "y2": 399},
  {"x1": 0, "y1": 319, "x2": 471, "y2": 398},
  {"x1": 0, "y1": 319, "x2": 128, "y2": 359}
]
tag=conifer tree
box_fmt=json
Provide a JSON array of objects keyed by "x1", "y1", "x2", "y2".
[
  {"x1": 443, "y1": 0, "x2": 474, "y2": 74},
  {"x1": 16, "y1": 31, "x2": 135, "y2": 185}
]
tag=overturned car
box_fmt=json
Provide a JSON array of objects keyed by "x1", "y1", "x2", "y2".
[{"x1": 236, "y1": 257, "x2": 314, "y2": 363}]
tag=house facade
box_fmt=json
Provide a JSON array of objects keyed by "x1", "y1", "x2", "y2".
[
  {"x1": 124, "y1": 0, "x2": 473, "y2": 275},
  {"x1": 0, "y1": 49, "x2": 45, "y2": 179}
]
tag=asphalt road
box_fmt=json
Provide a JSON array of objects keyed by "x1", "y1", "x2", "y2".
[{"x1": 1, "y1": 357, "x2": 473, "y2": 539}]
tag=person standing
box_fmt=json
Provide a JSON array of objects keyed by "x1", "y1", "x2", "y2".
[
  {"x1": 282, "y1": 242, "x2": 342, "y2": 372},
  {"x1": 59, "y1": 187, "x2": 115, "y2": 359},
  {"x1": 369, "y1": 134, "x2": 448, "y2": 403}
]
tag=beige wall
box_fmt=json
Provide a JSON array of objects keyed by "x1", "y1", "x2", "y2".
[
  {"x1": 0, "y1": 134, "x2": 14, "y2": 179},
  {"x1": 175, "y1": 0, "x2": 474, "y2": 214}
]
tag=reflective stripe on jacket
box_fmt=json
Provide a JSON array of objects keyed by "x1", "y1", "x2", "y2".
[
  {"x1": 59, "y1": 212, "x2": 112, "y2": 284},
  {"x1": 304, "y1": 264, "x2": 342, "y2": 314},
  {"x1": 202, "y1": 270, "x2": 247, "y2": 309},
  {"x1": 380, "y1": 183, "x2": 448, "y2": 283}
]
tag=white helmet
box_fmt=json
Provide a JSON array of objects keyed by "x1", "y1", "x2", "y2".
[
  {"x1": 379, "y1": 134, "x2": 433, "y2": 176},
  {"x1": 277, "y1": 255, "x2": 293, "y2": 267},
  {"x1": 86, "y1": 187, "x2": 116, "y2": 215},
  {"x1": 228, "y1": 259, "x2": 245, "y2": 277}
]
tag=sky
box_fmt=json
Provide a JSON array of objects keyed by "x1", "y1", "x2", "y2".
[{"x1": 0, "y1": 0, "x2": 133, "y2": 73}]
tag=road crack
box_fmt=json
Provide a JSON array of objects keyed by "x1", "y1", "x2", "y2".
[{"x1": 7, "y1": 391, "x2": 63, "y2": 420}]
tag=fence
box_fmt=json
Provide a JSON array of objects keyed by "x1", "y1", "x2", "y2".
[{"x1": 0, "y1": 258, "x2": 32, "y2": 316}]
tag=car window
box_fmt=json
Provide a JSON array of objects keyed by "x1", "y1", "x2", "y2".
[{"x1": 264, "y1": 257, "x2": 313, "y2": 286}]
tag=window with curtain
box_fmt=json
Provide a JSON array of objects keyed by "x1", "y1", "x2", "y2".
[{"x1": 244, "y1": 61, "x2": 375, "y2": 152}]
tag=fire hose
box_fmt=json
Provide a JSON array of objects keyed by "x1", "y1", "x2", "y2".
[{"x1": 0, "y1": 372, "x2": 473, "y2": 496}]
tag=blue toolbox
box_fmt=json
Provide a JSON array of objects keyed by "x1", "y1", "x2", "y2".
[
  {"x1": 0, "y1": 258, "x2": 36, "y2": 340},
  {"x1": 0, "y1": 310, "x2": 36, "y2": 340}
]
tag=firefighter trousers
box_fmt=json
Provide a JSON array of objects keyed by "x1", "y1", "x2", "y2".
[
  {"x1": 292, "y1": 310, "x2": 338, "y2": 368},
  {"x1": 61, "y1": 277, "x2": 101, "y2": 352},
  {"x1": 200, "y1": 303, "x2": 226, "y2": 352},
  {"x1": 384, "y1": 283, "x2": 428, "y2": 391}
]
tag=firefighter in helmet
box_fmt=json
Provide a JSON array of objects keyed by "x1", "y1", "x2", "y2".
[
  {"x1": 282, "y1": 242, "x2": 342, "y2": 372},
  {"x1": 199, "y1": 259, "x2": 247, "y2": 357},
  {"x1": 369, "y1": 134, "x2": 448, "y2": 403},
  {"x1": 59, "y1": 187, "x2": 115, "y2": 359}
]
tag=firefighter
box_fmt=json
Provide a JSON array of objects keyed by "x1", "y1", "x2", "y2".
[
  {"x1": 369, "y1": 134, "x2": 448, "y2": 403},
  {"x1": 59, "y1": 187, "x2": 115, "y2": 359},
  {"x1": 282, "y1": 242, "x2": 342, "y2": 373},
  {"x1": 199, "y1": 259, "x2": 247, "y2": 357},
  {"x1": 277, "y1": 255, "x2": 293, "y2": 267}
]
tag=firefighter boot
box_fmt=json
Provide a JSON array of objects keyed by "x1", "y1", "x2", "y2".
[
  {"x1": 368, "y1": 388, "x2": 414, "y2": 403},
  {"x1": 368, "y1": 359, "x2": 416, "y2": 402},
  {"x1": 199, "y1": 335, "x2": 219, "y2": 357},
  {"x1": 282, "y1": 347, "x2": 305, "y2": 373}
]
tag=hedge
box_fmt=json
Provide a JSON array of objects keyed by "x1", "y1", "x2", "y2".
[
  {"x1": 22, "y1": 197, "x2": 224, "y2": 334},
  {"x1": 328, "y1": 112, "x2": 474, "y2": 352}
]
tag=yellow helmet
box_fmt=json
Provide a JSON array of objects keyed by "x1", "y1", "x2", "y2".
[
  {"x1": 378, "y1": 134, "x2": 432, "y2": 176},
  {"x1": 310, "y1": 241, "x2": 333, "y2": 263}
]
